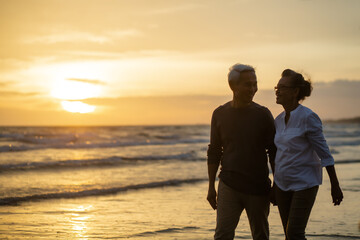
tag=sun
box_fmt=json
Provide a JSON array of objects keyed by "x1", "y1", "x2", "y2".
[
  {"x1": 51, "y1": 79, "x2": 100, "y2": 113},
  {"x1": 61, "y1": 101, "x2": 96, "y2": 114},
  {"x1": 47, "y1": 61, "x2": 108, "y2": 113},
  {"x1": 51, "y1": 80, "x2": 101, "y2": 100}
]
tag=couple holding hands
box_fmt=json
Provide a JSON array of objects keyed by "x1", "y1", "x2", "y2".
[{"x1": 207, "y1": 64, "x2": 343, "y2": 240}]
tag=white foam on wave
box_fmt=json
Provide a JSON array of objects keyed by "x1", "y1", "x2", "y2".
[
  {"x1": 0, "y1": 138, "x2": 208, "y2": 153},
  {"x1": 306, "y1": 233, "x2": 360, "y2": 239},
  {"x1": 132, "y1": 226, "x2": 200, "y2": 237},
  {"x1": 0, "y1": 126, "x2": 210, "y2": 154},
  {"x1": 0, "y1": 151, "x2": 203, "y2": 171},
  {"x1": 0, "y1": 178, "x2": 206, "y2": 206}
]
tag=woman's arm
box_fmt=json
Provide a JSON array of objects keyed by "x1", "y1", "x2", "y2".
[
  {"x1": 306, "y1": 112, "x2": 343, "y2": 205},
  {"x1": 325, "y1": 165, "x2": 343, "y2": 205}
]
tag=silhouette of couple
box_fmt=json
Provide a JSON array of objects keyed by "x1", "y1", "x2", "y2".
[{"x1": 207, "y1": 64, "x2": 343, "y2": 240}]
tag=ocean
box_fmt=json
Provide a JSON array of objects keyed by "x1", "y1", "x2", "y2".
[{"x1": 0, "y1": 124, "x2": 359, "y2": 239}]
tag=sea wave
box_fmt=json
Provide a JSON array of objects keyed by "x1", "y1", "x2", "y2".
[
  {"x1": 335, "y1": 159, "x2": 360, "y2": 164},
  {"x1": 342, "y1": 188, "x2": 360, "y2": 192},
  {"x1": 0, "y1": 132, "x2": 79, "y2": 145},
  {"x1": 0, "y1": 178, "x2": 207, "y2": 206},
  {"x1": 327, "y1": 138, "x2": 360, "y2": 147},
  {"x1": 0, "y1": 126, "x2": 210, "y2": 154},
  {"x1": 0, "y1": 152, "x2": 203, "y2": 171},
  {"x1": 132, "y1": 226, "x2": 200, "y2": 237},
  {"x1": 307, "y1": 233, "x2": 360, "y2": 239},
  {"x1": 0, "y1": 138, "x2": 208, "y2": 153}
]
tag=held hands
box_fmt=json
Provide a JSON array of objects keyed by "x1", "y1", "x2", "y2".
[
  {"x1": 207, "y1": 187, "x2": 217, "y2": 210},
  {"x1": 331, "y1": 184, "x2": 343, "y2": 206},
  {"x1": 269, "y1": 185, "x2": 277, "y2": 206}
]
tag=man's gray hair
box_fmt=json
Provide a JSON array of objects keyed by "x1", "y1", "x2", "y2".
[{"x1": 228, "y1": 63, "x2": 255, "y2": 83}]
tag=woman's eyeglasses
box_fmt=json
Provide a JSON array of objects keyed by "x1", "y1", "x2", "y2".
[{"x1": 274, "y1": 85, "x2": 296, "y2": 91}]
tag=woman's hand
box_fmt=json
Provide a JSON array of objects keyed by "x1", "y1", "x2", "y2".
[
  {"x1": 326, "y1": 165, "x2": 343, "y2": 206},
  {"x1": 331, "y1": 184, "x2": 343, "y2": 206}
]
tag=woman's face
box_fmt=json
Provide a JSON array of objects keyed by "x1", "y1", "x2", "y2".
[{"x1": 275, "y1": 76, "x2": 298, "y2": 105}]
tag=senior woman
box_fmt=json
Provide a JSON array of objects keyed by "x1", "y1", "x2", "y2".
[{"x1": 273, "y1": 69, "x2": 343, "y2": 240}]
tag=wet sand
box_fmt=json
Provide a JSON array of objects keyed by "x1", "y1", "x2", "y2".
[{"x1": 0, "y1": 163, "x2": 359, "y2": 239}]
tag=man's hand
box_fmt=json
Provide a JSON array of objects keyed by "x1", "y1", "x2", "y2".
[
  {"x1": 207, "y1": 186, "x2": 217, "y2": 210},
  {"x1": 331, "y1": 184, "x2": 343, "y2": 206},
  {"x1": 269, "y1": 185, "x2": 277, "y2": 206}
]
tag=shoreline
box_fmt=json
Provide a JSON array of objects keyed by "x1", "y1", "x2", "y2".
[{"x1": 1, "y1": 163, "x2": 359, "y2": 240}]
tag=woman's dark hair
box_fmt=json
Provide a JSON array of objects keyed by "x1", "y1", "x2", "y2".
[{"x1": 282, "y1": 69, "x2": 312, "y2": 101}]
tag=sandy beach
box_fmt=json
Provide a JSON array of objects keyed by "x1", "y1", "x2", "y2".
[
  {"x1": 1, "y1": 162, "x2": 359, "y2": 239},
  {"x1": 1, "y1": 125, "x2": 359, "y2": 239}
]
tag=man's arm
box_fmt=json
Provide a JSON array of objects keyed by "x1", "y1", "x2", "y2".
[
  {"x1": 268, "y1": 144, "x2": 276, "y2": 175},
  {"x1": 207, "y1": 110, "x2": 222, "y2": 210},
  {"x1": 264, "y1": 109, "x2": 276, "y2": 175},
  {"x1": 268, "y1": 143, "x2": 277, "y2": 206},
  {"x1": 264, "y1": 109, "x2": 277, "y2": 205},
  {"x1": 207, "y1": 163, "x2": 220, "y2": 210}
]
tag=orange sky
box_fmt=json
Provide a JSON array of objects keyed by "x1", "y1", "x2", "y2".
[{"x1": 1, "y1": 0, "x2": 360, "y2": 125}]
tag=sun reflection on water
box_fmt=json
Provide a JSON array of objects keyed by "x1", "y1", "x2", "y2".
[{"x1": 67, "y1": 205, "x2": 93, "y2": 239}]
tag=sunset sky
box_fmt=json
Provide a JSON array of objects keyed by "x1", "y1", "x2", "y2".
[{"x1": 1, "y1": 0, "x2": 359, "y2": 125}]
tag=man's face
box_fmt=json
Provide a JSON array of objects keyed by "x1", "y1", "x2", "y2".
[{"x1": 231, "y1": 71, "x2": 258, "y2": 104}]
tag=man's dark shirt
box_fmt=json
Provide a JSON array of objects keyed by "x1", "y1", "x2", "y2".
[{"x1": 207, "y1": 101, "x2": 276, "y2": 195}]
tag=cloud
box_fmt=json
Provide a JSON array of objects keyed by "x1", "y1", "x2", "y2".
[
  {"x1": 254, "y1": 79, "x2": 360, "y2": 120},
  {"x1": 0, "y1": 91, "x2": 40, "y2": 97},
  {"x1": 107, "y1": 29, "x2": 143, "y2": 39},
  {"x1": 82, "y1": 79, "x2": 360, "y2": 122},
  {"x1": 0, "y1": 79, "x2": 358, "y2": 125},
  {"x1": 61, "y1": 49, "x2": 183, "y2": 60},
  {"x1": 83, "y1": 95, "x2": 227, "y2": 106},
  {"x1": 314, "y1": 79, "x2": 360, "y2": 97},
  {"x1": 66, "y1": 78, "x2": 107, "y2": 85},
  {"x1": 23, "y1": 32, "x2": 109, "y2": 44},
  {"x1": 22, "y1": 29, "x2": 143, "y2": 44},
  {"x1": 144, "y1": 3, "x2": 203, "y2": 15},
  {"x1": 0, "y1": 81, "x2": 15, "y2": 87}
]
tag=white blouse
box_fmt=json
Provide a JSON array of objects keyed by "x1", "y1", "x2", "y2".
[{"x1": 274, "y1": 105, "x2": 334, "y2": 191}]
